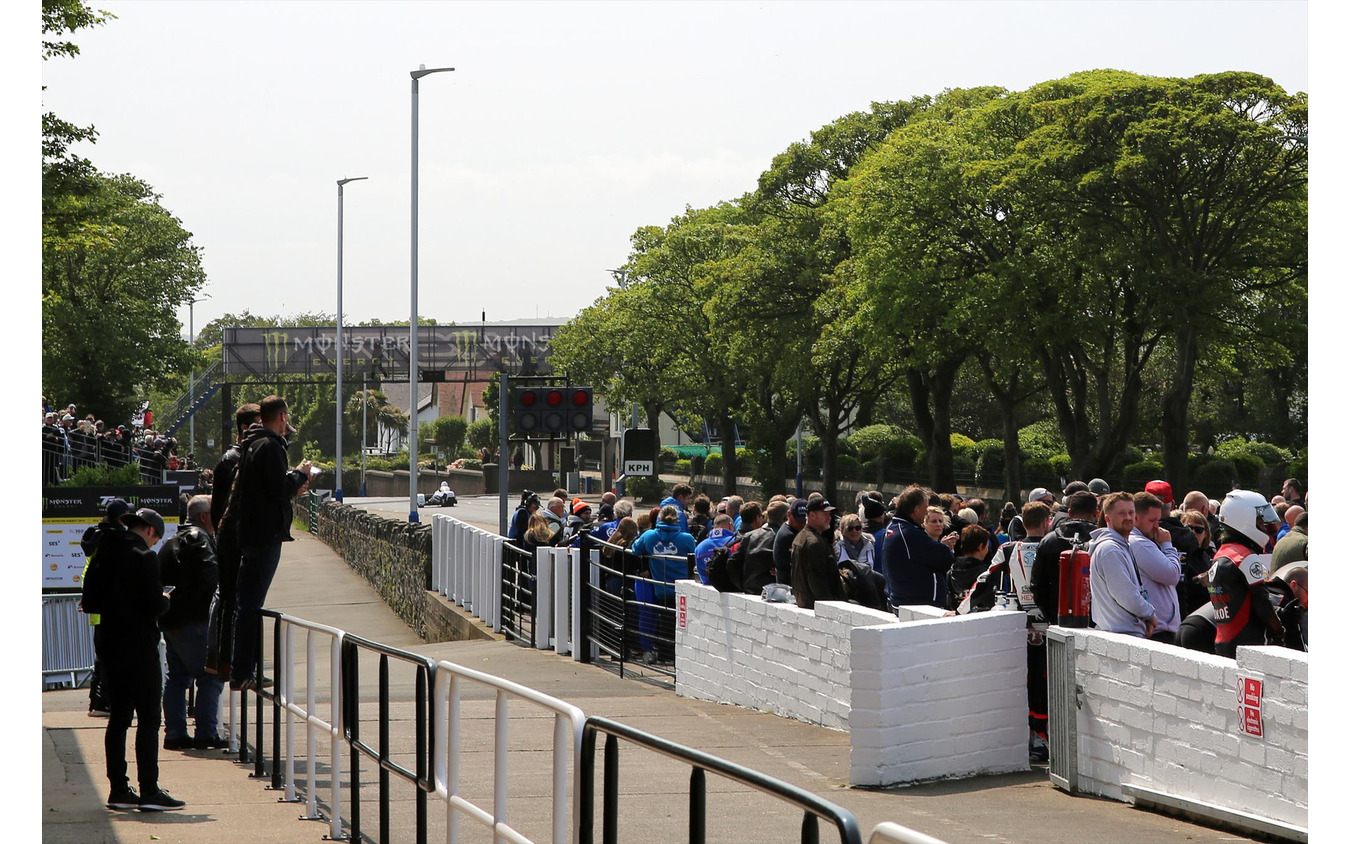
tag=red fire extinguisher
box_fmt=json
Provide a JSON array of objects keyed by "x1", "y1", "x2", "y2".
[{"x1": 1057, "y1": 541, "x2": 1092, "y2": 628}]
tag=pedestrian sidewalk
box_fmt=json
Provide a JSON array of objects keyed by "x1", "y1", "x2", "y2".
[{"x1": 42, "y1": 531, "x2": 1260, "y2": 843}]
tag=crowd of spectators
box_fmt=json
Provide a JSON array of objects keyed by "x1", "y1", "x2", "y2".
[{"x1": 42, "y1": 398, "x2": 197, "y2": 486}]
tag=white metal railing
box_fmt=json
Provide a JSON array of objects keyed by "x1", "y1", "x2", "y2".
[
  {"x1": 432, "y1": 658, "x2": 587, "y2": 844},
  {"x1": 41, "y1": 594, "x2": 96, "y2": 688},
  {"x1": 275, "y1": 615, "x2": 346, "y2": 841},
  {"x1": 866, "y1": 821, "x2": 950, "y2": 844},
  {"x1": 432, "y1": 514, "x2": 505, "y2": 632}
]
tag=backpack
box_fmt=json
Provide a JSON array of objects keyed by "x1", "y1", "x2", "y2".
[
  {"x1": 705, "y1": 540, "x2": 740, "y2": 593},
  {"x1": 79, "y1": 523, "x2": 113, "y2": 615}
]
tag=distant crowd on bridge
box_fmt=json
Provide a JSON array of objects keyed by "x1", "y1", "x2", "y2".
[{"x1": 42, "y1": 397, "x2": 199, "y2": 486}]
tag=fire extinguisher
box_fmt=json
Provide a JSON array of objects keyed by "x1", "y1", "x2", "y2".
[{"x1": 1057, "y1": 540, "x2": 1092, "y2": 628}]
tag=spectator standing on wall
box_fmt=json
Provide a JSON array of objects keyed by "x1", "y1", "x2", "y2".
[
  {"x1": 227, "y1": 395, "x2": 312, "y2": 691},
  {"x1": 1087, "y1": 492, "x2": 1157, "y2": 638},
  {"x1": 158, "y1": 495, "x2": 227, "y2": 750},
  {"x1": 205, "y1": 403, "x2": 261, "y2": 678},
  {"x1": 1129, "y1": 491, "x2": 1184, "y2": 644},
  {"x1": 792, "y1": 497, "x2": 845, "y2": 610},
  {"x1": 1208, "y1": 489, "x2": 1284, "y2": 658},
  {"x1": 882, "y1": 485, "x2": 958, "y2": 610}
]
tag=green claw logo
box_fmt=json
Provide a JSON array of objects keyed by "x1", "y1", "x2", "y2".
[{"x1": 264, "y1": 331, "x2": 290, "y2": 373}]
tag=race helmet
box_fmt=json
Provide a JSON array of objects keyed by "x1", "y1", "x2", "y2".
[{"x1": 1219, "y1": 489, "x2": 1279, "y2": 548}]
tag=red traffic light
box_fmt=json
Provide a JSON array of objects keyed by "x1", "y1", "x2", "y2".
[
  {"x1": 572, "y1": 389, "x2": 590, "y2": 406},
  {"x1": 546, "y1": 389, "x2": 565, "y2": 406},
  {"x1": 518, "y1": 389, "x2": 537, "y2": 406}
]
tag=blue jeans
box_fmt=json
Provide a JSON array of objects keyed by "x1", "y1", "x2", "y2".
[
  {"x1": 231, "y1": 543, "x2": 283, "y2": 684},
  {"x1": 163, "y1": 622, "x2": 224, "y2": 740}
]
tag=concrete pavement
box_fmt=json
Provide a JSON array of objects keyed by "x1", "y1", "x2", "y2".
[{"x1": 41, "y1": 506, "x2": 1263, "y2": 843}]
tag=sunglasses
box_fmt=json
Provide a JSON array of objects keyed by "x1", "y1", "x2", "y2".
[
  {"x1": 845, "y1": 525, "x2": 863, "y2": 532},
  {"x1": 1189, "y1": 525, "x2": 1207, "y2": 534}
]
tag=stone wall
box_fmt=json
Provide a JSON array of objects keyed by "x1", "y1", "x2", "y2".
[{"x1": 305, "y1": 501, "x2": 434, "y2": 638}]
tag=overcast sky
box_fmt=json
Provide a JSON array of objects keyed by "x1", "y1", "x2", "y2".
[{"x1": 37, "y1": 0, "x2": 1309, "y2": 334}]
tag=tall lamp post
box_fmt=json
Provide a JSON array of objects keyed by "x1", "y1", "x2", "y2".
[
  {"x1": 408, "y1": 63, "x2": 454, "y2": 523},
  {"x1": 335, "y1": 176, "x2": 368, "y2": 503},
  {"x1": 187, "y1": 293, "x2": 211, "y2": 462}
]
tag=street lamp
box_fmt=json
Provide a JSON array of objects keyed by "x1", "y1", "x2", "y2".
[
  {"x1": 335, "y1": 176, "x2": 368, "y2": 503},
  {"x1": 409, "y1": 63, "x2": 454, "y2": 524},
  {"x1": 187, "y1": 292, "x2": 211, "y2": 461}
]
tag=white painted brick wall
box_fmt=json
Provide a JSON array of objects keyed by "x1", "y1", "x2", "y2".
[
  {"x1": 1069, "y1": 630, "x2": 1308, "y2": 830},
  {"x1": 675, "y1": 581, "x2": 1028, "y2": 787}
]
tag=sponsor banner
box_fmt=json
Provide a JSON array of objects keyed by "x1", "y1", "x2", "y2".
[
  {"x1": 223, "y1": 324, "x2": 560, "y2": 378},
  {"x1": 41, "y1": 486, "x2": 179, "y2": 590}
]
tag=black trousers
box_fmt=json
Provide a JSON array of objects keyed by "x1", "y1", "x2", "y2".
[{"x1": 103, "y1": 647, "x2": 163, "y2": 791}]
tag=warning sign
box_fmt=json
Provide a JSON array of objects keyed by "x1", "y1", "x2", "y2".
[
  {"x1": 1237, "y1": 676, "x2": 1263, "y2": 738},
  {"x1": 678, "y1": 595, "x2": 687, "y2": 630}
]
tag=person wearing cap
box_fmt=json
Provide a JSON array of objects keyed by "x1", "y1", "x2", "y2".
[
  {"x1": 1149, "y1": 479, "x2": 1200, "y2": 562},
  {"x1": 226, "y1": 395, "x2": 313, "y2": 691},
  {"x1": 205, "y1": 403, "x2": 261, "y2": 678},
  {"x1": 79, "y1": 498, "x2": 133, "y2": 717},
  {"x1": 158, "y1": 495, "x2": 226, "y2": 751},
  {"x1": 96, "y1": 506, "x2": 187, "y2": 812},
  {"x1": 565, "y1": 498, "x2": 594, "y2": 545},
  {"x1": 790, "y1": 496, "x2": 846, "y2": 609},
  {"x1": 507, "y1": 490, "x2": 542, "y2": 541},
  {"x1": 775, "y1": 498, "x2": 809, "y2": 585},
  {"x1": 881, "y1": 485, "x2": 958, "y2": 610},
  {"x1": 1009, "y1": 488, "x2": 1057, "y2": 542}
]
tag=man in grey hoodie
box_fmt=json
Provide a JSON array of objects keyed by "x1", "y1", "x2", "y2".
[
  {"x1": 1129, "y1": 491, "x2": 1183, "y2": 643},
  {"x1": 1088, "y1": 492, "x2": 1158, "y2": 638}
]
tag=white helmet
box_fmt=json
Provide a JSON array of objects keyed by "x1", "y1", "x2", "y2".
[{"x1": 1219, "y1": 489, "x2": 1279, "y2": 548}]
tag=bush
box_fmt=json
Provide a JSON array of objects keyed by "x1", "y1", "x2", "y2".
[
  {"x1": 705, "y1": 452, "x2": 723, "y2": 476},
  {"x1": 1022, "y1": 457, "x2": 1056, "y2": 488},
  {"x1": 658, "y1": 447, "x2": 679, "y2": 472},
  {"x1": 1228, "y1": 452, "x2": 1264, "y2": 488},
  {"x1": 835, "y1": 454, "x2": 863, "y2": 481},
  {"x1": 1123, "y1": 459, "x2": 1165, "y2": 489},
  {"x1": 950, "y1": 433, "x2": 977, "y2": 460},
  {"x1": 466, "y1": 418, "x2": 496, "y2": 451},
  {"x1": 1019, "y1": 419, "x2": 1067, "y2": 460},
  {"x1": 1217, "y1": 438, "x2": 1293, "y2": 476},
  {"x1": 846, "y1": 424, "x2": 921, "y2": 474},
  {"x1": 1288, "y1": 449, "x2": 1307, "y2": 486},
  {"x1": 972, "y1": 439, "x2": 1006, "y2": 486},
  {"x1": 61, "y1": 462, "x2": 143, "y2": 487},
  {"x1": 459, "y1": 458, "x2": 483, "y2": 470},
  {"x1": 674, "y1": 459, "x2": 692, "y2": 475},
  {"x1": 1191, "y1": 458, "x2": 1239, "y2": 498},
  {"x1": 624, "y1": 474, "x2": 664, "y2": 503},
  {"x1": 1109, "y1": 445, "x2": 1145, "y2": 476},
  {"x1": 1049, "y1": 453, "x2": 1073, "y2": 478},
  {"x1": 786, "y1": 436, "x2": 822, "y2": 473}
]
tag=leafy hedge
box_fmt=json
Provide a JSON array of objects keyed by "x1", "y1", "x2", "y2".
[
  {"x1": 61, "y1": 462, "x2": 143, "y2": 487},
  {"x1": 624, "y1": 474, "x2": 665, "y2": 502}
]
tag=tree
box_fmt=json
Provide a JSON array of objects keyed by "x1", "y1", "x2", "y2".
[
  {"x1": 1007, "y1": 70, "x2": 1307, "y2": 489},
  {"x1": 43, "y1": 173, "x2": 206, "y2": 424},
  {"x1": 434, "y1": 415, "x2": 469, "y2": 456}
]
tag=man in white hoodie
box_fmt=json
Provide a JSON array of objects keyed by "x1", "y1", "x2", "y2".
[
  {"x1": 1089, "y1": 492, "x2": 1158, "y2": 638},
  {"x1": 1129, "y1": 491, "x2": 1184, "y2": 643}
]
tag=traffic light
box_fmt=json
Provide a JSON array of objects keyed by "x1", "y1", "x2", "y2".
[
  {"x1": 513, "y1": 387, "x2": 541, "y2": 435},
  {"x1": 567, "y1": 387, "x2": 593, "y2": 432},
  {"x1": 513, "y1": 385, "x2": 593, "y2": 435}
]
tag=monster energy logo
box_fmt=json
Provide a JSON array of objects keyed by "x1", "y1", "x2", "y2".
[{"x1": 263, "y1": 331, "x2": 290, "y2": 372}]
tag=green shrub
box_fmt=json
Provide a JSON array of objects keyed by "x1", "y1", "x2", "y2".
[
  {"x1": 1109, "y1": 445, "x2": 1145, "y2": 476},
  {"x1": 658, "y1": 447, "x2": 679, "y2": 472},
  {"x1": 835, "y1": 454, "x2": 863, "y2": 480},
  {"x1": 1123, "y1": 458, "x2": 1166, "y2": 489},
  {"x1": 1217, "y1": 438, "x2": 1293, "y2": 476},
  {"x1": 973, "y1": 439, "x2": 1006, "y2": 486},
  {"x1": 1049, "y1": 453, "x2": 1074, "y2": 478},
  {"x1": 786, "y1": 436, "x2": 822, "y2": 473},
  {"x1": 1228, "y1": 452, "x2": 1263, "y2": 488},
  {"x1": 950, "y1": 433, "x2": 977, "y2": 460},
  {"x1": 1022, "y1": 457, "x2": 1056, "y2": 487},
  {"x1": 460, "y1": 458, "x2": 483, "y2": 470},
  {"x1": 466, "y1": 418, "x2": 496, "y2": 450},
  {"x1": 624, "y1": 474, "x2": 665, "y2": 502},
  {"x1": 60, "y1": 462, "x2": 143, "y2": 487},
  {"x1": 847, "y1": 424, "x2": 920, "y2": 473},
  {"x1": 689, "y1": 455, "x2": 705, "y2": 475},
  {"x1": 674, "y1": 459, "x2": 692, "y2": 475},
  {"x1": 705, "y1": 452, "x2": 724, "y2": 476},
  {"x1": 1019, "y1": 420, "x2": 1067, "y2": 460},
  {"x1": 1288, "y1": 449, "x2": 1307, "y2": 485},
  {"x1": 952, "y1": 453, "x2": 976, "y2": 476},
  {"x1": 1191, "y1": 458, "x2": 1239, "y2": 498}
]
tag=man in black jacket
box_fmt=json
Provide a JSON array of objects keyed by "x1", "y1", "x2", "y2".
[
  {"x1": 1030, "y1": 491, "x2": 1099, "y2": 625},
  {"x1": 227, "y1": 395, "x2": 312, "y2": 691},
  {"x1": 98, "y1": 507, "x2": 185, "y2": 812},
  {"x1": 205, "y1": 403, "x2": 260, "y2": 678},
  {"x1": 160, "y1": 495, "x2": 225, "y2": 750}
]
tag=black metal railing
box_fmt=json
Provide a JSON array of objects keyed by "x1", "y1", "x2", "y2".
[
  {"x1": 500, "y1": 541, "x2": 537, "y2": 647},
  {"x1": 236, "y1": 610, "x2": 285, "y2": 790},
  {"x1": 581, "y1": 532, "x2": 694, "y2": 681},
  {"x1": 341, "y1": 632, "x2": 438, "y2": 844},
  {"x1": 579, "y1": 716, "x2": 864, "y2": 844}
]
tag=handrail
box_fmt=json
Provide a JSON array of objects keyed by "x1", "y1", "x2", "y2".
[
  {"x1": 579, "y1": 716, "x2": 864, "y2": 844},
  {"x1": 275, "y1": 614, "x2": 346, "y2": 841},
  {"x1": 341, "y1": 631, "x2": 438, "y2": 844},
  {"x1": 865, "y1": 822, "x2": 949, "y2": 844},
  {"x1": 432, "y1": 658, "x2": 587, "y2": 844}
]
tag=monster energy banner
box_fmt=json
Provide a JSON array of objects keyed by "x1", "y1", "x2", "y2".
[
  {"x1": 222, "y1": 324, "x2": 559, "y2": 379},
  {"x1": 41, "y1": 486, "x2": 180, "y2": 590}
]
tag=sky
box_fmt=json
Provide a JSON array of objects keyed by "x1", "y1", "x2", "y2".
[{"x1": 35, "y1": 0, "x2": 1311, "y2": 334}]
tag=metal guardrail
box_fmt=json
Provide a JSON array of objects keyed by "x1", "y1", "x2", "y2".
[
  {"x1": 579, "y1": 716, "x2": 864, "y2": 844},
  {"x1": 41, "y1": 594, "x2": 96, "y2": 688},
  {"x1": 341, "y1": 632, "x2": 437, "y2": 844},
  {"x1": 432, "y1": 658, "x2": 587, "y2": 844},
  {"x1": 500, "y1": 541, "x2": 537, "y2": 647}
]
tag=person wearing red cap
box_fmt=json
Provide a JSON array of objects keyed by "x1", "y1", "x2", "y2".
[{"x1": 565, "y1": 498, "x2": 594, "y2": 545}]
